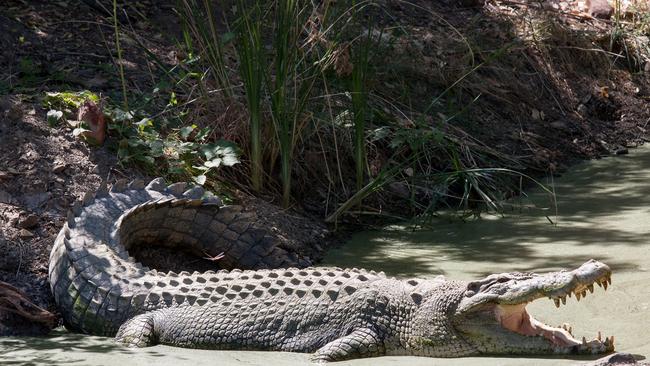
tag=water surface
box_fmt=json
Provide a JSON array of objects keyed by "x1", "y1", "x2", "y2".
[{"x1": 3, "y1": 147, "x2": 650, "y2": 365}]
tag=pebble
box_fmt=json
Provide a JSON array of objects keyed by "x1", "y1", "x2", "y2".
[
  {"x1": 550, "y1": 120, "x2": 570, "y2": 131},
  {"x1": 18, "y1": 214, "x2": 39, "y2": 229},
  {"x1": 0, "y1": 190, "x2": 13, "y2": 204},
  {"x1": 52, "y1": 163, "x2": 67, "y2": 174},
  {"x1": 18, "y1": 229, "x2": 34, "y2": 239}
]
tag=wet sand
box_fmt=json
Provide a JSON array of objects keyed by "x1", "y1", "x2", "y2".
[{"x1": 3, "y1": 147, "x2": 650, "y2": 365}]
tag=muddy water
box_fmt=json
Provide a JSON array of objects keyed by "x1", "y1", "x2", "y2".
[{"x1": 2, "y1": 148, "x2": 650, "y2": 365}]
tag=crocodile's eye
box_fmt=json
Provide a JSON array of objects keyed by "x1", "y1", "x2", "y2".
[{"x1": 465, "y1": 282, "x2": 480, "y2": 296}]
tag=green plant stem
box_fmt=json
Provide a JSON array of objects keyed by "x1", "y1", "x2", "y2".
[
  {"x1": 112, "y1": 0, "x2": 129, "y2": 111},
  {"x1": 236, "y1": 0, "x2": 264, "y2": 192}
]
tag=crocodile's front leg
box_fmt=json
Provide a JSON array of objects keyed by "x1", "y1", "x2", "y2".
[{"x1": 311, "y1": 328, "x2": 385, "y2": 362}]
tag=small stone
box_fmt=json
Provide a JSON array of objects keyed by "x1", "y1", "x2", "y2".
[
  {"x1": 584, "y1": 352, "x2": 638, "y2": 366},
  {"x1": 550, "y1": 120, "x2": 570, "y2": 131},
  {"x1": 52, "y1": 163, "x2": 67, "y2": 174},
  {"x1": 18, "y1": 229, "x2": 34, "y2": 239},
  {"x1": 587, "y1": 0, "x2": 614, "y2": 19},
  {"x1": 577, "y1": 104, "x2": 588, "y2": 116},
  {"x1": 0, "y1": 190, "x2": 12, "y2": 204},
  {"x1": 0, "y1": 171, "x2": 10, "y2": 181},
  {"x1": 18, "y1": 214, "x2": 39, "y2": 229},
  {"x1": 22, "y1": 192, "x2": 50, "y2": 210},
  {"x1": 614, "y1": 147, "x2": 628, "y2": 155}
]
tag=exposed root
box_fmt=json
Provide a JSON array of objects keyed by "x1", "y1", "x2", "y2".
[{"x1": 0, "y1": 281, "x2": 57, "y2": 329}]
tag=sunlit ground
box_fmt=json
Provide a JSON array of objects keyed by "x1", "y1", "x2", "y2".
[{"x1": 3, "y1": 147, "x2": 650, "y2": 365}]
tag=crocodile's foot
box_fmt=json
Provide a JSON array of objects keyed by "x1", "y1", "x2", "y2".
[{"x1": 310, "y1": 328, "x2": 385, "y2": 363}]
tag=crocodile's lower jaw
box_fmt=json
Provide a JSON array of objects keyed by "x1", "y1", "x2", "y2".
[{"x1": 494, "y1": 303, "x2": 615, "y2": 353}]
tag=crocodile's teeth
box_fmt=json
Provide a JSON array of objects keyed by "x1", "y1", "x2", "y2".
[
  {"x1": 561, "y1": 296, "x2": 566, "y2": 305},
  {"x1": 596, "y1": 281, "x2": 602, "y2": 288},
  {"x1": 606, "y1": 276, "x2": 612, "y2": 285},
  {"x1": 603, "y1": 281, "x2": 608, "y2": 290},
  {"x1": 588, "y1": 284, "x2": 594, "y2": 293},
  {"x1": 554, "y1": 298, "x2": 560, "y2": 308},
  {"x1": 575, "y1": 292, "x2": 582, "y2": 301},
  {"x1": 567, "y1": 292, "x2": 572, "y2": 298},
  {"x1": 582, "y1": 336, "x2": 587, "y2": 346},
  {"x1": 581, "y1": 290, "x2": 587, "y2": 298},
  {"x1": 598, "y1": 331, "x2": 602, "y2": 341}
]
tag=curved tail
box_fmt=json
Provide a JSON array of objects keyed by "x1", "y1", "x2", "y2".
[{"x1": 48, "y1": 178, "x2": 311, "y2": 335}]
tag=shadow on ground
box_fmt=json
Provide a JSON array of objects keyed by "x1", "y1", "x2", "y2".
[
  {"x1": 0, "y1": 328, "x2": 172, "y2": 365},
  {"x1": 325, "y1": 148, "x2": 650, "y2": 278}
]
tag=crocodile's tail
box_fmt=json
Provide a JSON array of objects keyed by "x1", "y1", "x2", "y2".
[{"x1": 48, "y1": 178, "x2": 312, "y2": 335}]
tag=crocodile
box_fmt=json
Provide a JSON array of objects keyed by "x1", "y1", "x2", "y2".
[{"x1": 49, "y1": 178, "x2": 616, "y2": 362}]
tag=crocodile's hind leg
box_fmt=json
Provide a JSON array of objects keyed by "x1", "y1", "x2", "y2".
[
  {"x1": 115, "y1": 312, "x2": 159, "y2": 347},
  {"x1": 310, "y1": 328, "x2": 385, "y2": 362}
]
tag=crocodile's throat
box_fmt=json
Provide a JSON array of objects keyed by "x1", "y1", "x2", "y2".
[{"x1": 496, "y1": 304, "x2": 580, "y2": 347}]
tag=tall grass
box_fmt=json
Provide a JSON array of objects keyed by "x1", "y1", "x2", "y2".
[
  {"x1": 350, "y1": 31, "x2": 372, "y2": 192},
  {"x1": 266, "y1": 0, "x2": 317, "y2": 207},
  {"x1": 172, "y1": 0, "x2": 550, "y2": 221},
  {"x1": 236, "y1": 1, "x2": 264, "y2": 192},
  {"x1": 112, "y1": 0, "x2": 129, "y2": 110},
  {"x1": 178, "y1": 0, "x2": 232, "y2": 99}
]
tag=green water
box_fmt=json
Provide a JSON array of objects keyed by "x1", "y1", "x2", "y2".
[{"x1": 3, "y1": 147, "x2": 650, "y2": 365}]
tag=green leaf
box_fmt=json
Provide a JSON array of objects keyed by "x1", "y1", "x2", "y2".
[
  {"x1": 180, "y1": 125, "x2": 195, "y2": 139},
  {"x1": 149, "y1": 139, "x2": 164, "y2": 157},
  {"x1": 46, "y1": 109, "x2": 63, "y2": 126},
  {"x1": 221, "y1": 32, "x2": 236, "y2": 44},
  {"x1": 135, "y1": 117, "x2": 153, "y2": 131},
  {"x1": 72, "y1": 127, "x2": 90, "y2": 137},
  {"x1": 204, "y1": 159, "x2": 221, "y2": 168},
  {"x1": 199, "y1": 140, "x2": 241, "y2": 168},
  {"x1": 168, "y1": 91, "x2": 178, "y2": 107},
  {"x1": 112, "y1": 108, "x2": 134, "y2": 123},
  {"x1": 195, "y1": 127, "x2": 211, "y2": 141},
  {"x1": 193, "y1": 175, "x2": 207, "y2": 185},
  {"x1": 136, "y1": 155, "x2": 155, "y2": 166}
]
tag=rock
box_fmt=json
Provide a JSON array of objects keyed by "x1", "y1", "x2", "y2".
[
  {"x1": 577, "y1": 104, "x2": 588, "y2": 116},
  {"x1": 586, "y1": 0, "x2": 614, "y2": 19},
  {"x1": 18, "y1": 229, "x2": 34, "y2": 239},
  {"x1": 614, "y1": 147, "x2": 629, "y2": 155},
  {"x1": 52, "y1": 163, "x2": 67, "y2": 174},
  {"x1": 580, "y1": 352, "x2": 642, "y2": 366},
  {"x1": 0, "y1": 171, "x2": 10, "y2": 181},
  {"x1": 18, "y1": 214, "x2": 39, "y2": 229},
  {"x1": 22, "y1": 192, "x2": 50, "y2": 210},
  {"x1": 0, "y1": 190, "x2": 13, "y2": 204},
  {"x1": 0, "y1": 97, "x2": 22, "y2": 122},
  {"x1": 550, "y1": 120, "x2": 570, "y2": 131},
  {"x1": 7, "y1": 104, "x2": 23, "y2": 122}
]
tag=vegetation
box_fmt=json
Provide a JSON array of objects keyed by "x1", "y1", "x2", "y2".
[{"x1": 32, "y1": 0, "x2": 650, "y2": 223}]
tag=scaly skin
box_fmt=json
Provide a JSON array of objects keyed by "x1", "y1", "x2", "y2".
[{"x1": 49, "y1": 178, "x2": 616, "y2": 362}]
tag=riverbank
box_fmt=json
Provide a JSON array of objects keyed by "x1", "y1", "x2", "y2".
[
  {"x1": 2, "y1": 0, "x2": 650, "y2": 336},
  {"x1": 3, "y1": 138, "x2": 650, "y2": 365}
]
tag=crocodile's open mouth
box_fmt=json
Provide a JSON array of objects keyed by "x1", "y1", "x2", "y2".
[{"x1": 495, "y1": 272, "x2": 614, "y2": 353}]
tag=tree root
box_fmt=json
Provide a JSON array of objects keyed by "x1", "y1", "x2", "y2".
[{"x1": 0, "y1": 281, "x2": 56, "y2": 329}]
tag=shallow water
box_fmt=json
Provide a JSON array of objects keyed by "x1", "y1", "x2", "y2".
[{"x1": 3, "y1": 147, "x2": 650, "y2": 365}]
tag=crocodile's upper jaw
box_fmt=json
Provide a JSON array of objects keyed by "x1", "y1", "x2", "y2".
[{"x1": 453, "y1": 260, "x2": 615, "y2": 355}]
